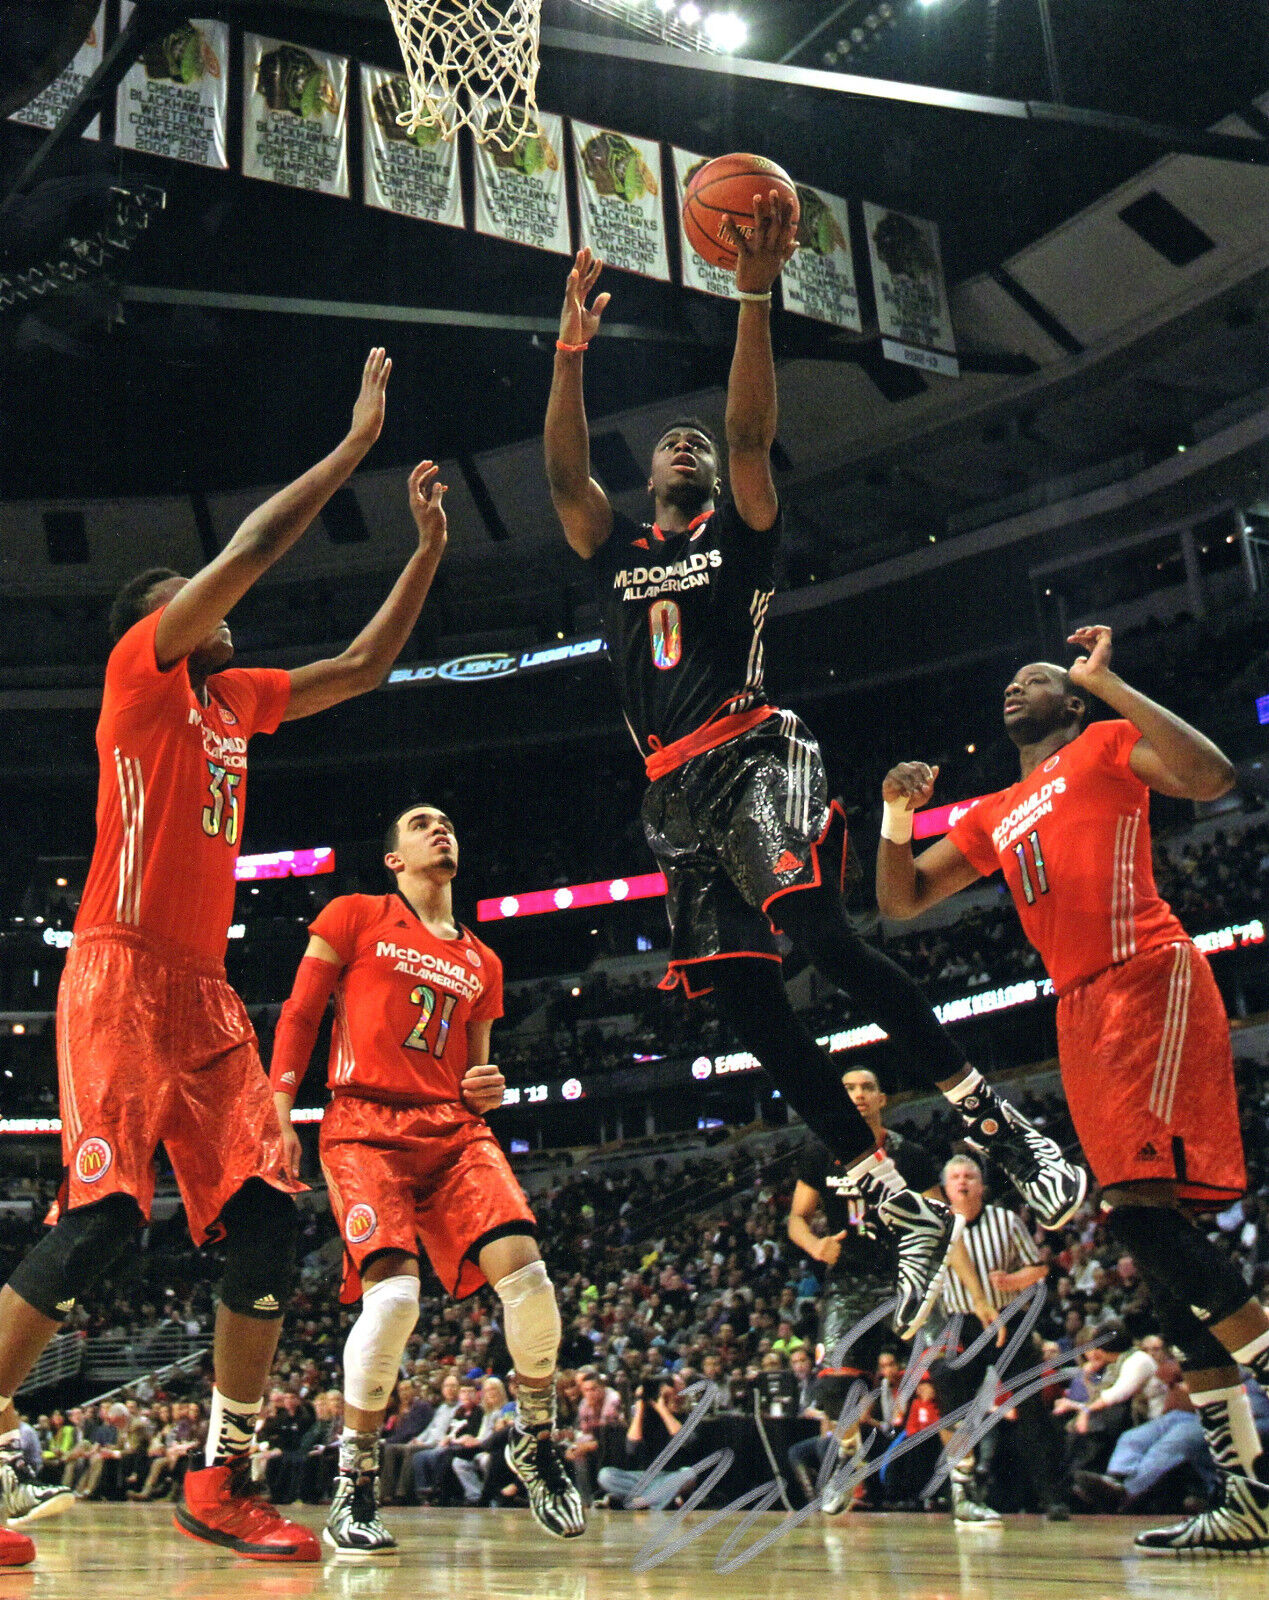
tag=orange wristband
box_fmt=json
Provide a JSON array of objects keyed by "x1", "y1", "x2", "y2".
[{"x1": 556, "y1": 339, "x2": 589, "y2": 353}]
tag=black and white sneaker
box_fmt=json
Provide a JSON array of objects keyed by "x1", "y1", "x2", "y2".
[
  {"x1": 323, "y1": 1473, "x2": 397, "y2": 1560},
  {"x1": 876, "y1": 1188, "x2": 964, "y2": 1339},
  {"x1": 0, "y1": 1454, "x2": 73, "y2": 1527},
  {"x1": 506, "y1": 1427, "x2": 586, "y2": 1540},
  {"x1": 959, "y1": 1091, "x2": 1087, "y2": 1231},
  {"x1": 1135, "y1": 1472, "x2": 1269, "y2": 1555}
]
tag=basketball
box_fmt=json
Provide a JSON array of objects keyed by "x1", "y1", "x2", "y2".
[{"x1": 681, "y1": 153, "x2": 800, "y2": 272}]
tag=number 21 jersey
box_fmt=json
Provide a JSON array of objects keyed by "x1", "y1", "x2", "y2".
[
  {"x1": 948, "y1": 719, "x2": 1187, "y2": 996},
  {"x1": 589, "y1": 502, "x2": 779, "y2": 756},
  {"x1": 308, "y1": 894, "x2": 504, "y2": 1105},
  {"x1": 75, "y1": 608, "x2": 291, "y2": 963}
]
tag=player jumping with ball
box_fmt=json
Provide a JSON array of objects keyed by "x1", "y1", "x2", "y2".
[
  {"x1": 543, "y1": 190, "x2": 1085, "y2": 1346},
  {"x1": 877, "y1": 625, "x2": 1269, "y2": 1555}
]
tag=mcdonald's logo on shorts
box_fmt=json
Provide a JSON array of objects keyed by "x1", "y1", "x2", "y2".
[
  {"x1": 75, "y1": 1137, "x2": 113, "y2": 1184},
  {"x1": 345, "y1": 1203, "x2": 378, "y2": 1246}
]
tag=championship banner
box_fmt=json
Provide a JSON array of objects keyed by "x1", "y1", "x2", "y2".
[
  {"x1": 571, "y1": 121, "x2": 670, "y2": 282},
  {"x1": 862, "y1": 201, "x2": 958, "y2": 377},
  {"x1": 8, "y1": 4, "x2": 104, "y2": 139},
  {"x1": 242, "y1": 34, "x2": 349, "y2": 198},
  {"x1": 782, "y1": 183, "x2": 861, "y2": 331},
  {"x1": 670, "y1": 148, "x2": 738, "y2": 300},
  {"x1": 473, "y1": 111, "x2": 570, "y2": 254},
  {"x1": 360, "y1": 65, "x2": 463, "y2": 228},
  {"x1": 115, "y1": 7, "x2": 228, "y2": 169}
]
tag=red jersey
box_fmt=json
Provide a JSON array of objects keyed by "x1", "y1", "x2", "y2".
[
  {"x1": 948, "y1": 719, "x2": 1188, "y2": 996},
  {"x1": 309, "y1": 893, "x2": 503, "y2": 1105},
  {"x1": 76, "y1": 609, "x2": 291, "y2": 963}
]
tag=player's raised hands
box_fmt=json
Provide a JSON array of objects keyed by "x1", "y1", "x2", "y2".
[
  {"x1": 461, "y1": 1063, "x2": 505, "y2": 1117},
  {"x1": 1067, "y1": 625, "x2": 1114, "y2": 690},
  {"x1": 727, "y1": 189, "x2": 799, "y2": 296},
  {"x1": 408, "y1": 460, "x2": 448, "y2": 558},
  {"x1": 882, "y1": 761, "x2": 940, "y2": 812},
  {"x1": 559, "y1": 248, "x2": 611, "y2": 347},
  {"x1": 347, "y1": 347, "x2": 392, "y2": 453}
]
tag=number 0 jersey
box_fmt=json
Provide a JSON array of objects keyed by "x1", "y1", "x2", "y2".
[
  {"x1": 588, "y1": 501, "x2": 778, "y2": 759},
  {"x1": 75, "y1": 608, "x2": 292, "y2": 963},
  {"x1": 947, "y1": 719, "x2": 1188, "y2": 996},
  {"x1": 308, "y1": 893, "x2": 504, "y2": 1106}
]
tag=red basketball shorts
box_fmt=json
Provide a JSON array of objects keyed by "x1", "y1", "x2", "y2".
[
  {"x1": 1057, "y1": 940, "x2": 1245, "y2": 1204},
  {"x1": 320, "y1": 1095, "x2": 536, "y2": 1304},
  {"x1": 53, "y1": 927, "x2": 303, "y2": 1243}
]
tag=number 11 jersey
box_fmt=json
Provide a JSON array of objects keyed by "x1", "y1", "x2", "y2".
[
  {"x1": 947, "y1": 719, "x2": 1188, "y2": 996},
  {"x1": 589, "y1": 501, "x2": 779, "y2": 758},
  {"x1": 308, "y1": 894, "x2": 504, "y2": 1106}
]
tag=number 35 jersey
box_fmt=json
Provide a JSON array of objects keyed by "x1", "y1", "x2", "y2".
[
  {"x1": 948, "y1": 719, "x2": 1188, "y2": 996},
  {"x1": 75, "y1": 608, "x2": 292, "y2": 963},
  {"x1": 589, "y1": 502, "x2": 779, "y2": 757},
  {"x1": 307, "y1": 894, "x2": 504, "y2": 1105}
]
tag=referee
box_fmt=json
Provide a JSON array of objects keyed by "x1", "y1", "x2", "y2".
[{"x1": 930, "y1": 1155, "x2": 1070, "y2": 1524}]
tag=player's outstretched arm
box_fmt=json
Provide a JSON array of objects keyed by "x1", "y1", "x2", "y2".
[
  {"x1": 874, "y1": 762, "x2": 982, "y2": 920},
  {"x1": 154, "y1": 350, "x2": 391, "y2": 671},
  {"x1": 270, "y1": 934, "x2": 343, "y2": 1178},
  {"x1": 545, "y1": 248, "x2": 613, "y2": 558},
  {"x1": 1068, "y1": 625, "x2": 1237, "y2": 801},
  {"x1": 282, "y1": 461, "x2": 447, "y2": 721},
  {"x1": 724, "y1": 191, "x2": 797, "y2": 534}
]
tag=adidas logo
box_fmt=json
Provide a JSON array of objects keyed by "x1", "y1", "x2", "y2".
[
  {"x1": 1136, "y1": 1142, "x2": 1158, "y2": 1161},
  {"x1": 252, "y1": 1294, "x2": 280, "y2": 1313},
  {"x1": 773, "y1": 850, "x2": 802, "y2": 876}
]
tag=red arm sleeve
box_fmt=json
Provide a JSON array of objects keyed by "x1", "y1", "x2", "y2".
[{"x1": 269, "y1": 957, "x2": 340, "y2": 1096}]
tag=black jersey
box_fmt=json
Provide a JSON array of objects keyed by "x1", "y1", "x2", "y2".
[
  {"x1": 798, "y1": 1130, "x2": 938, "y2": 1282},
  {"x1": 588, "y1": 501, "x2": 779, "y2": 757}
]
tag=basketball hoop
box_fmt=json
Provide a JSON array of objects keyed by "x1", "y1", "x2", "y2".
[{"x1": 380, "y1": 0, "x2": 542, "y2": 151}]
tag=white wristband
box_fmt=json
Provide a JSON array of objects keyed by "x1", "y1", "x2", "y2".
[
  {"x1": 736, "y1": 289, "x2": 772, "y2": 302},
  {"x1": 880, "y1": 800, "x2": 914, "y2": 846}
]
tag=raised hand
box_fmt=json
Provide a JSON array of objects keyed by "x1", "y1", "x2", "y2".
[
  {"x1": 559, "y1": 248, "x2": 610, "y2": 346},
  {"x1": 882, "y1": 761, "x2": 940, "y2": 812},
  {"x1": 460, "y1": 1063, "x2": 505, "y2": 1116},
  {"x1": 1067, "y1": 624, "x2": 1113, "y2": 690},
  {"x1": 728, "y1": 189, "x2": 799, "y2": 296},
  {"x1": 408, "y1": 460, "x2": 448, "y2": 557},
  {"x1": 347, "y1": 347, "x2": 391, "y2": 452}
]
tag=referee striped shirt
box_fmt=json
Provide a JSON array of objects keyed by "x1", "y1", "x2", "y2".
[{"x1": 940, "y1": 1204, "x2": 1041, "y2": 1316}]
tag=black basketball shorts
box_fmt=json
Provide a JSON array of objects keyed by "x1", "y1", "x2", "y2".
[{"x1": 642, "y1": 709, "x2": 848, "y2": 997}]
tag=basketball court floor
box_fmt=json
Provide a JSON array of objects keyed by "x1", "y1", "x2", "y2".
[{"x1": 6, "y1": 1506, "x2": 1265, "y2": 1600}]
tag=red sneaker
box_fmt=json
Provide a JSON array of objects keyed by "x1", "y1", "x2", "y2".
[
  {"x1": 0, "y1": 1525, "x2": 35, "y2": 1566},
  {"x1": 175, "y1": 1460, "x2": 320, "y2": 1562}
]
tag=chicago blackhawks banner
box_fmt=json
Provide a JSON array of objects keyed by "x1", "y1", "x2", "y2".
[
  {"x1": 863, "y1": 201, "x2": 958, "y2": 377},
  {"x1": 360, "y1": 65, "x2": 463, "y2": 227},
  {"x1": 782, "y1": 183, "x2": 860, "y2": 331},
  {"x1": 670, "y1": 148, "x2": 738, "y2": 301},
  {"x1": 9, "y1": 4, "x2": 104, "y2": 139},
  {"x1": 571, "y1": 121, "x2": 669, "y2": 282},
  {"x1": 472, "y1": 111, "x2": 570, "y2": 254},
  {"x1": 242, "y1": 34, "x2": 349, "y2": 198},
  {"x1": 116, "y1": 7, "x2": 228, "y2": 169}
]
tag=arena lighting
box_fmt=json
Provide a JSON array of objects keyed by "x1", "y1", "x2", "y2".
[
  {"x1": 478, "y1": 872, "x2": 668, "y2": 921},
  {"x1": 0, "y1": 922, "x2": 1260, "y2": 1135},
  {"x1": 234, "y1": 847, "x2": 334, "y2": 882},
  {"x1": 563, "y1": 0, "x2": 740, "y2": 52}
]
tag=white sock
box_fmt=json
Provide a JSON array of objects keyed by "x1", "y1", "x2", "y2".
[
  {"x1": 1231, "y1": 1328, "x2": 1269, "y2": 1367},
  {"x1": 1194, "y1": 1384, "x2": 1262, "y2": 1478},
  {"x1": 942, "y1": 1068, "x2": 985, "y2": 1106},
  {"x1": 206, "y1": 1387, "x2": 261, "y2": 1468}
]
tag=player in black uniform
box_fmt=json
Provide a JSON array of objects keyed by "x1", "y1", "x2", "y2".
[{"x1": 542, "y1": 194, "x2": 1083, "y2": 1340}]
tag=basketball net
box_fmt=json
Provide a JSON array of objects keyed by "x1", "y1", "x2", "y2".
[{"x1": 380, "y1": 0, "x2": 542, "y2": 150}]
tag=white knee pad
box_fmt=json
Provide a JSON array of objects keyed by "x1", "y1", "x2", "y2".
[
  {"x1": 343, "y1": 1274, "x2": 420, "y2": 1412},
  {"x1": 494, "y1": 1259, "x2": 560, "y2": 1379}
]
